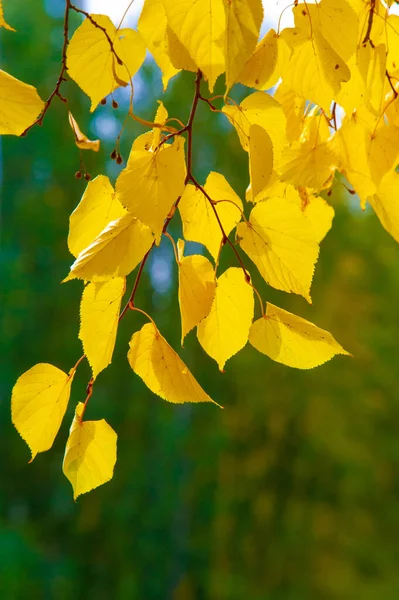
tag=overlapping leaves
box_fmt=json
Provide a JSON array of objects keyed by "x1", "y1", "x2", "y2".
[{"x1": 11, "y1": 0, "x2": 399, "y2": 498}]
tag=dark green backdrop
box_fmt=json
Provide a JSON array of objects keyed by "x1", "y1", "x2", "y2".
[{"x1": 1, "y1": 2, "x2": 399, "y2": 599}]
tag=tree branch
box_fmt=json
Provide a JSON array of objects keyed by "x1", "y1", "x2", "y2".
[{"x1": 21, "y1": 0, "x2": 71, "y2": 135}]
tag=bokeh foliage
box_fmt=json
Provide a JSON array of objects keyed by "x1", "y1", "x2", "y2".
[{"x1": 1, "y1": 2, "x2": 399, "y2": 598}]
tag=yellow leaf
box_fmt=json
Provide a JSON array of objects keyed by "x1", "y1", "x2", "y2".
[
  {"x1": 338, "y1": 116, "x2": 399, "y2": 205},
  {"x1": 248, "y1": 124, "x2": 274, "y2": 201},
  {"x1": 255, "y1": 183, "x2": 334, "y2": 243},
  {"x1": 306, "y1": 0, "x2": 358, "y2": 62},
  {"x1": 138, "y1": 0, "x2": 179, "y2": 90},
  {"x1": 163, "y1": 0, "x2": 226, "y2": 91},
  {"x1": 295, "y1": 188, "x2": 335, "y2": 243},
  {"x1": 79, "y1": 278, "x2": 126, "y2": 379},
  {"x1": 128, "y1": 322, "x2": 218, "y2": 405},
  {"x1": 68, "y1": 111, "x2": 100, "y2": 152},
  {"x1": 236, "y1": 198, "x2": 319, "y2": 302},
  {"x1": 116, "y1": 137, "x2": 186, "y2": 242},
  {"x1": 197, "y1": 267, "x2": 254, "y2": 371},
  {"x1": 0, "y1": 0, "x2": 14, "y2": 30},
  {"x1": 274, "y1": 83, "x2": 306, "y2": 143},
  {"x1": 67, "y1": 15, "x2": 145, "y2": 111},
  {"x1": 179, "y1": 172, "x2": 243, "y2": 260},
  {"x1": 249, "y1": 303, "x2": 350, "y2": 369},
  {"x1": 0, "y1": 69, "x2": 44, "y2": 136},
  {"x1": 337, "y1": 43, "x2": 386, "y2": 117},
  {"x1": 63, "y1": 402, "x2": 117, "y2": 500},
  {"x1": 280, "y1": 136, "x2": 338, "y2": 192},
  {"x1": 166, "y1": 27, "x2": 198, "y2": 72},
  {"x1": 223, "y1": 91, "x2": 287, "y2": 167},
  {"x1": 369, "y1": 170, "x2": 399, "y2": 243},
  {"x1": 64, "y1": 214, "x2": 154, "y2": 282},
  {"x1": 178, "y1": 241, "x2": 216, "y2": 344},
  {"x1": 223, "y1": 0, "x2": 263, "y2": 91},
  {"x1": 337, "y1": 117, "x2": 376, "y2": 204},
  {"x1": 11, "y1": 364, "x2": 74, "y2": 461},
  {"x1": 68, "y1": 175, "x2": 126, "y2": 258},
  {"x1": 280, "y1": 4, "x2": 351, "y2": 111},
  {"x1": 237, "y1": 28, "x2": 279, "y2": 91},
  {"x1": 375, "y1": 14, "x2": 399, "y2": 75}
]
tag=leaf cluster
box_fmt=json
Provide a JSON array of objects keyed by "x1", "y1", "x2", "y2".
[{"x1": 4, "y1": 0, "x2": 399, "y2": 498}]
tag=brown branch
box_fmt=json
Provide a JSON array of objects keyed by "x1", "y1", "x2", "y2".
[
  {"x1": 386, "y1": 70, "x2": 398, "y2": 98},
  {"x1": 362, "y1": 0, "x2": 376, "y2": 46},
  {"x1": 188, "y1": 175, "x2": 251, "y2": 283},
  {"x1": 70, "y1": 4, "x2": 123, "y2": 65},
  {"x1": 21, "y1": 0, "x2": 71, "y2": 136}
]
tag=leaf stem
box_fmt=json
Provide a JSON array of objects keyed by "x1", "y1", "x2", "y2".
[{"x1": 164, "y1": 231, "x2": 180, "y2": 265}]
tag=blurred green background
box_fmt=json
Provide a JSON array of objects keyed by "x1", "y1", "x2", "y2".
[{"x1": 2, "y1": 2, "x2": 399, "y2": 599}]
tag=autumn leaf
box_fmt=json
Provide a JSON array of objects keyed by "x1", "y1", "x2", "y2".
[
  {"x1": 116, "y1": 137, "x2": 186, "y2": 242},
  {"x1": 368, "y1": 170, "x2": 399, "y2": 243},
  {"x1": 68, "y1": 111, "x2": 100, "y2": 152},
  {"x1": 236, "y1": 198, "x2": 319, "y2": 302},
  {"x1": 0, "y1": 0, "x2": 15, "y2": 30},
  {"x1": 63, "y1": 403, "x2": 117, "y2": 500},
  {"x1": 197, "y1": 267, "x2": 254, "y2": 371},
  {"x1": 64, "y1": 214, "x2": 154, "y2": 282},
  {"x1": 249, "y1": 303, "x2": 350, "y2": 369},
  {"x1": 0, "y1": 70, "x2": 44, "y2": 136},
  {"x1": 79, "y1": 278, "x2": 126, "y2": 380},
  {"x1": 138, "y1": 0, "x2": 179, "y2": 90},
  {"x1": 223, "y1": 0, "x2": 263, "y2": 92},
  {"x1": 238, "y1": 28, "x2": 279, "y2": 91},
  {"x1": 67, "y1": 15, "x2": 145, "y2": 111},
  {"x1": 11, "y1": 364, "x2": 74, "y2": 461},
  {"x1": 128, "y1": 322, "x2": 219, "y2": 406},
  {"x1": 177, "y1": 240, "x2": 216, "y2": 344},
  {"x1": 162, "y1": 0, "x2": 226, "y2": 91},
  {"x1": 68, "y1": 175, "x2": 126, "y2": 258},
  {"x1": 179, "y1": 173, "x2": 243, "y2": 260}
]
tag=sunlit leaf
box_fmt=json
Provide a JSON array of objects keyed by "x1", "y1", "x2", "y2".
[
  {"x1": 68, "y1": 175, "x2": 127, "y2": 258},
  {"x1": 179, "y1": 172, "x2": 243, "y2": 260},
  {"x1": 138, "y1": 0, "x2": 179, "y2": 90},
  {"x1": 163, "y1": 0, "x2": 226, "y2": 91},
  {"x1": 12, "y1": 364, "x2": 74, "y2": 461},
  {"x1": 128, "y1": 322, "x2": 219, "y2": 405},
  {"x1": 223, "y1": 0, "x2": 263, "y2": 91},
  {"x1": 116, "y1": 137, "x2": 186, "y2": 242},
  {"x1": 236, "y1": 198, "x2": 319, "y2": 302},
  {"x1": 369, "y1": 170, "x2": 399, "y2": 243},
  {"x1": 197, "y1": 267, "x2": 254, "y2": 371},
  {"x1": 79, "y1": 278, "x2": 126, "y2": 380},
  {"x1": 238, "y1": 28, "x2": 279, "y2": 91},
  {"x1": 249, "y1": 302, "x2": 350, "y2": 369},
  {"x1": 67, "y1": 15, "x2": 145, "y2": 111},
  {"x1": 64, "y1": 214, "x2": 154, "y2": 282},
  {"x1": 63, "y1": 402, "x2": 117, "y2": 500},
  {"x1": 0, "y1": 69, "x2": 44, "y2": 136}
]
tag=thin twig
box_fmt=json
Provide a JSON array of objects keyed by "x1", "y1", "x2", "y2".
[
  {"x1": 70, "y1": 4, "x2": 123, "y2": 64},
  {"x1": 21, "y1": 0, "x2": 71, "y2": 135},
  {"x1": 188, "y1": 175, "x2": 251, "y2": 283},
  {"x1": 362, "y1": 0, "x2": 376, "y2": 46}
]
